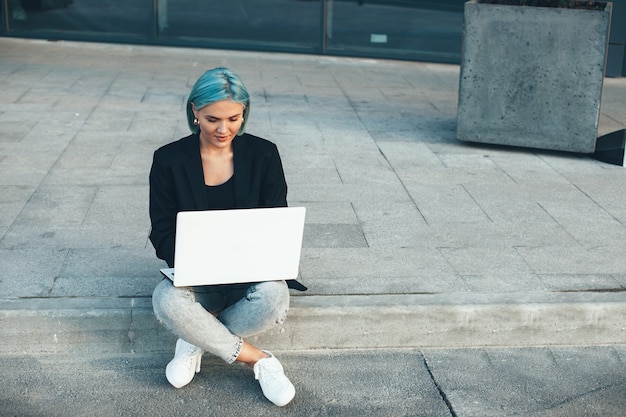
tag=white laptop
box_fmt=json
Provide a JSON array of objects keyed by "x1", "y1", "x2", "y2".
[{"x1": 160, "y1": 207, "x2": 306, "y2": 287}]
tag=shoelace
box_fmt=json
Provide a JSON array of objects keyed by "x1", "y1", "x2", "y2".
[
  {"x1": 178, "y1": 345, "x2": 201, "y2": 365},
  {"x1": 255, "y1": 358, "x2": 283, "y2": 383}
]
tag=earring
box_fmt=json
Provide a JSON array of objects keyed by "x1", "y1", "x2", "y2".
[{"x1": 193, "y1": 118, "x2": 199, "y2": 126}]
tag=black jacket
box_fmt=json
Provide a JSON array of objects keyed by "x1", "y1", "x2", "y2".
[{"x1": 149, "y1": 133, "x2": 305, "y2": 290}]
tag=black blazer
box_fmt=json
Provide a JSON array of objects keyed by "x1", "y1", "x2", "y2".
[{"x1": 149, "y1": 133, "x2": 306, "y2": 291}]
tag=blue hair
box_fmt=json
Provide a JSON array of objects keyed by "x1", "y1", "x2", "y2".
[{"x1": 186, "y1": 67, "x2": 250, "y2": 135}]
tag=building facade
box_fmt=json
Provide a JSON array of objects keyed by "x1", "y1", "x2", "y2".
[{"x1": 1, "y1": 0, "x2": 624, "y2": 76}]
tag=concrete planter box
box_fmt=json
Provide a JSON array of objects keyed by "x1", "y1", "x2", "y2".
[{"x1": 456, "y1": 1, "x2": 612, "y2": 153}]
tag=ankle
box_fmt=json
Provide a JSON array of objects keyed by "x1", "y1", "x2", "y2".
[{"x1": 236, "y1": 341, "x2": 269, "y2": 366}]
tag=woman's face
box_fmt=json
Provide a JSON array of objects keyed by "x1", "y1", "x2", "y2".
[{"x1": 193, "y1": 100, "x2": 245, "y2": 151}]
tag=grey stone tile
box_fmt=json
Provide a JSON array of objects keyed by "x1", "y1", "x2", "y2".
[
  {"x1": 300, "y1": 247, "x2": 456, "y2": 290},
  {"x1": 0, "y1": 247, "x2": 67, "y2": 298},
  {"x1": 460, "y1": 273, "x2": 546, "y2": 293},
  {"x1": 537, "y1": 274, "x2": 623, "y2": 292},
  {"x1": 292, "y1": 201, "x2": 357, "y2": 225},
  {"x1": 438, "y1": 246, "x2": 534, "y2": 277},
  {"x1": 303, "y1": 224, "x2": 367, "y2": 248},
  {"x1": 353, "y1": 200, "x2": 428, "y2": 248},
  {"x1": 404, "y1": 183, "x2": 492, "y2": 224},
  {"x1": 10, "y1": 185, "x2": 97, "y2": 228},
  {"x1": 50, "y1": 247, "x2": 162, "y2": 297},
  {"x1": 516, "y1": 245, "x2": 626, "y2": 275},
  {"x1": 0, "y1": 185, "x2": 34, "y2": 228}
]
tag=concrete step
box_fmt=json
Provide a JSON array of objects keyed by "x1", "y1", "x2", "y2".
[{"x1": 2, "y1": 292, "x2": 624, "y2": 355}]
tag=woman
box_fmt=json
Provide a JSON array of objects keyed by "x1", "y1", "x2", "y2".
[{"x1": 149, "y1": 67, "x2": 304, "y2": 407}]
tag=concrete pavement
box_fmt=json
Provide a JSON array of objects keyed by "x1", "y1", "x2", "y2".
[
  {"x1": 1, "y1": 347, "x2": 625, "y2": 416},
  {"x1": 0, "y1": 37, "x2": 626, "y2": 415}
]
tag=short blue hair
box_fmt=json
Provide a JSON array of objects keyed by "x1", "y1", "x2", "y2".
[{"x1": 186, "y1": 67, "x2": 250, "y2": 135}]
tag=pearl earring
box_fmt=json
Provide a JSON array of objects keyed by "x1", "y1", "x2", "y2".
[{"x1": 193, "y1": 118, "x2": 199, "y2": 126}]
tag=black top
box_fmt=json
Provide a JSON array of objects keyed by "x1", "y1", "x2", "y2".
[{"x1": 205, "y1": 175, "x2": 236, "y2": 210}]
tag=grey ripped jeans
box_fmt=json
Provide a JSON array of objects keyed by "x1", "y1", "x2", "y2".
[{"x1": 152, "y1": 279, "x2": 290, "y2": 363}]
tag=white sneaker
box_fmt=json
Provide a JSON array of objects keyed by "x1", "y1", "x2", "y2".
[
  {"x1": 165, "y1": 338, "x2": 203, "y2": 388},
  {"x1": 253, "y1": 351, "x2": 295, "y2": 406}
]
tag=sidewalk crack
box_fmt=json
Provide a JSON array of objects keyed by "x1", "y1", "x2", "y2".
[
  {"x1": 377, "y1": 146, "x2": 429, "y2": 225},
  {"x1": 47, "y1": 250, "x2": 70, "y2": 295},
  {"x1": 422, "y1": 354, "x2": 458, "y2": 417},
  {"x1": 462, "y1": 184, "x2": 493, "y2": 222}
]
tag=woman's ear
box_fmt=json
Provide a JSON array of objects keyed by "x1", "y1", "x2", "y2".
[{"x1": 190, "y1": 102, "x2": 198, "y2": 118}]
